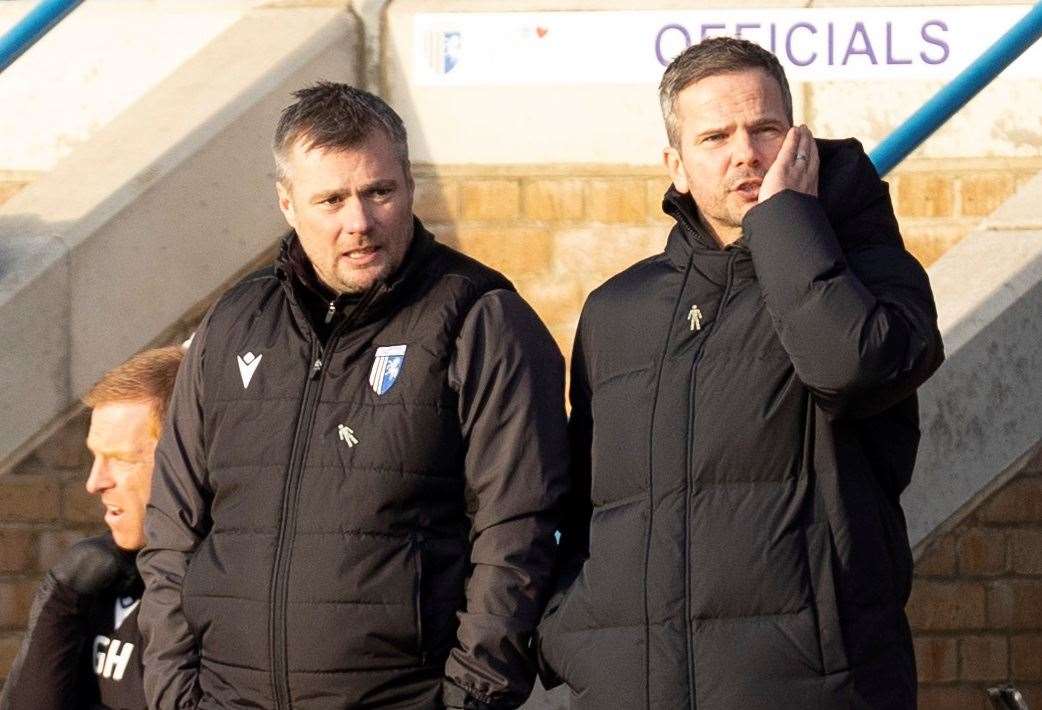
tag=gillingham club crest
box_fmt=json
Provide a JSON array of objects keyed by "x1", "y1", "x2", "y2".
[{"x1": 369, "y1": 345, "x2": 406, "y2": 395}]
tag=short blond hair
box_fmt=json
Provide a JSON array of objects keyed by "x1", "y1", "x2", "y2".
[{"x1": 83, "y1": 346, "x2": 184, "y2": 438}]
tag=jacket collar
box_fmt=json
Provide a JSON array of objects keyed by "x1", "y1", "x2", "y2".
[{"x1": 660, "y1": 186, "x2": 750, "y2": 287}]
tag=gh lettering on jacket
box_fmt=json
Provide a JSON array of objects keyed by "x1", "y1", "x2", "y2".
[{"x1": 93, "y1": 636, "x2": 134, "y2": 680}]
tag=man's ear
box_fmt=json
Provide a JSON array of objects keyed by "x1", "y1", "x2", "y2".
[
  {"x1": 663, "y1": 146, "x2": 690, "y2": 194},
  {"x1": 276, "y1": 180, "x2": 296, "y2": 229}
]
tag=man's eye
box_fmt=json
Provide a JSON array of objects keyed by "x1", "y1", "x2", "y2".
[
  {"x1": 370, "y1": 187, "x2": 394, "y2": 199},
  {"x1": 703, "y1": 134, "x2": 725, "y2": 143},
  {"x1": 324, "y1": 195, "x2": 343, "y2": 205}
]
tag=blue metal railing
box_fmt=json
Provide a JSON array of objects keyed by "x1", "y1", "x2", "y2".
[
  {"x1": 870, "y1": 2, "x2": 1042, "y2": 176},
  {"x1": 0, "y1": 0, "x2": 84, "y2": 74}
]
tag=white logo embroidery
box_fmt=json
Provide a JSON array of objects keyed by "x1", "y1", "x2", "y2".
[
  {"x1": 114, "y1": 596, "x2": 139, "y2": 631},
  {"x1": 687, "y1": 304, "x2": 704, "y2": 332},
  {"x1": 236, "y1": 351, "x2": 262, "y2": 389},
  {"x1": 338, "y1": 424, "x2": 359, "y2": 448},
  {"x1": 369, "y1": 345, "x2": 407, "y2": 395}
]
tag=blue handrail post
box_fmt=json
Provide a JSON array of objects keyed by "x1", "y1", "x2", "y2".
[
  {"x1": 0, "y1": 0, "x2": 85, "y2": 74},
  {"x1": 870, "y1": 2, "x2": 1042, "y2": 176}
]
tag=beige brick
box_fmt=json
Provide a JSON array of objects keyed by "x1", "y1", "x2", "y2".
[
  {"x1": 646, "y1": 178, "x2": 674, "y2": 225},
  {"x1": 0, "y1": 632, "x2": 23, "y2": 679},
  {"x1": 916, "y1": 537, "x2": 957, "y2": 577},
  {"x1": 977, "y1": 477, "x2": 1042, "y2": 524},
  {"x1": 460, "y1": 179, "x2": 520, "y2": 221},
  {"x1": 33, "y1": 411, "x2": 91, "y2": 469},
  {"x1": 1010, "y1": 530, "x2": 1042, "y2": 575},
  {"x1": 957, "y1": 528, "x2": 1008, "y2": 577},
  {"x1": 914, "y1": 636, "x2": 958, "y2": 683},
  {"x1": 412, "y1": 178, "x2": 458, "y2": 223},
  {"x1": 917, "y1": 686, "x2": 988, "y2": 710},
  {"x1": 61, "y1": 482, "x2": 101, "y2": 525},
  {"x1": 895, "y1": 173, "x2": 955, "y2": 219},
  {"x1": 0, "y1": 477, "x2": 60, "y2": 523},
  {"x1": 523, "y1": 179, "x2": 584, "y2": 221},
  {"x1": 959, "y1": 635, "x2": 1008, "y2": 681},
  {"x1": 452, "y1": 226, "x2": 553, "y2": 278},
  {"x1": 0, "y1": 579, "x2": 38, "y2": 631},
  {"x1": 0, "y1": 532, "x2": 35, "y2": 574},
  {"x1": 1009, "y1": 581, "x2": 1042, "y2": 629},
  {"x1": 513, "y1": 276, "x2": 585, "y2": 333},
  {"x1": 585, "y1": 179, "x2": 647, "y2": 223},
  {"x1": 1012, "y1": 634, "x2": 1042, "y2": 679},
  {"x1": 898, "y1": 220, "x2": 971, "y2": 268},
  {"x1": 988, "y1": 581, "x2": 1015, "y2": 629},
  {"x1": 960, "y1": 172, "x2": 1017, "y2": 217},
  {"x1": 907, "y1": 580, "x2": 986, "y2": 632}
]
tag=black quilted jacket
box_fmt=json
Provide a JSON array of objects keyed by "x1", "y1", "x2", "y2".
[
  {"x1": 539, "y1": 139, "x2": 943, "y2": 710},
  {"x1": 139, "y1": 224, "x2": 568, "y2": 710}
]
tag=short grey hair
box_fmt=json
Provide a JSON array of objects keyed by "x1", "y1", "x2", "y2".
[
  {"x1": 273, "y1": 82, "x2": 409, "y2": 183},
  {"x1": 659, "y1": 37, "x2": 793, "y2": 148}
]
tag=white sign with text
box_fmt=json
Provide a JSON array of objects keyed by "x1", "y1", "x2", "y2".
[{"x1": 414, "y1": 6, "x2": 1042, "y2": 85}]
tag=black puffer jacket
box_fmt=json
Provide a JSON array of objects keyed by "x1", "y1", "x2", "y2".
[
  {"x1": 538, "y1": 140, "x2": 943, "y2": 709},
  {"x1": 139, "y1": 224, "x2": 568, "y2": 709}
]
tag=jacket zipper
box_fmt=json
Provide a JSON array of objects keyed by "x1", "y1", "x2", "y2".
[
  {"x1": 684, "y1": 252, "x2": 737, "y2": 710},
  {"x1": 268, "y1": 287, "x2": 378, "y2": 710}
]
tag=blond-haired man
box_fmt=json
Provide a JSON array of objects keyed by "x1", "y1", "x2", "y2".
[{"x1": 2, "y1": 347, "x2": 183, "y2": 710}]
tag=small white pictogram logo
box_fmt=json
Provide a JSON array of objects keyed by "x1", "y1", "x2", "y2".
[
  {"x1": 338, "y1": 424, "x2": 359, "y2": 448},
  {"x1": 687, "y1": 305, "x2": 704, "y2": 332},
  {"x1": 236, "y1": 352, "x2": 262, "y2": 389}
]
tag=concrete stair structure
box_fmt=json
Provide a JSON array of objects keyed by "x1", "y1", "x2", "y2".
[{"x1": 0, "y1": 5, "x2": 361, "y2": 472}]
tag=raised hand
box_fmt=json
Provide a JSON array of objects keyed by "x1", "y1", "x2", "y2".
[{"x1": 758, "y1": 124, "x2": 819, "y2": 203}]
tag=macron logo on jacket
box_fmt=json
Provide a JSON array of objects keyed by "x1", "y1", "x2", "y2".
[{"x1": 236, "y1": 352, "x2": 262, "y2": 389}]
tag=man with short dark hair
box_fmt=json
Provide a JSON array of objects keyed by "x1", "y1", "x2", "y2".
[
  {"x1": 537, "y1": 37, "x2": 943, "y2": 709},
  {"x1": 1, "y1": 346, "x2": 184, "y2": 710},
  {"x1": 138, "y1": 82, "x2": 568, "y2": 710}
]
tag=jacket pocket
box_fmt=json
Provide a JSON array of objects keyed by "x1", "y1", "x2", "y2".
[
  {"x1": 411, "y1": 532, "x2": 426, "y2": 664},
  {"x1": 803, "y1": 520, "x2": 848, "y2": 675},
  {"x1": 414, "y1": 533, "x2": 468, "y2": 663}
]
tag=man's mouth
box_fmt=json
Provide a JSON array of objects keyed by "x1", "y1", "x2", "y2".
[
  {"x1": 343, "y1": 245, "x2": 381, "y2": 264},
  {"x1": 731, "y1": 179, "x2": 762, "y2": 200},
  {"x1": 103, "y1": 503, "x2": 124, "y2": 521}
]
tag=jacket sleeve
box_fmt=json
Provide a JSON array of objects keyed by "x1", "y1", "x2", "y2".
[
  {"x1": 137, "y1": 313, "x2": 213, "y2": 710},
  {"x1": 535, "y1": 314, "x2": 593, "y2": 690},
  {"x1": 444, "y1": 288, "x2": 569, "y2": 709},
  {"x1": 0, "y1": 536, "x2": 128, "y2": 710},
  {"x1": 743, "y1": 140, "x2": 944, "y2": 419}
]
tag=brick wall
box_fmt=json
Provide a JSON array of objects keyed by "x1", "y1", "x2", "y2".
[
  {"x1": 910, "y1": 447, "x2": 1042, "y2": 709},
  {"x1": 1, "y1": 158, "x2": 1038, "y2": 698},
  {"x1": 0, "y1": 411, "x2": 105, "y2": 677}
]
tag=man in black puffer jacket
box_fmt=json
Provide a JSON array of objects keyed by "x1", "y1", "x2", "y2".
[
  {"x1": 537, "y1": 38, "x2": 943, "y2": 709},
  {"x1": 137, "y1": 83, "x2": 568, "y2": 710},
  {"x1": 2, "y1": 347, "x2": 183, "y2": 710}
]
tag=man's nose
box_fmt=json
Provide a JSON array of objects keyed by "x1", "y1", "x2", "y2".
[
  {"x1": 85, "y1": 458, "x2": 113, "y2": 494},
  {"x1": 340, "y1": 197, "x2": 372, "y2": 235},
  {"x1": 731, "y1": 129, "x2": 760, "y2": 168}
]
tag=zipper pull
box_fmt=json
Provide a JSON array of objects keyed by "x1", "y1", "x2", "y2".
[
  {"x1": 310, "y1": 358, "x2": 323, "y2": 379},
  {"x1": 324, "y1": 300, "x2": 336, "y2": 324}
]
